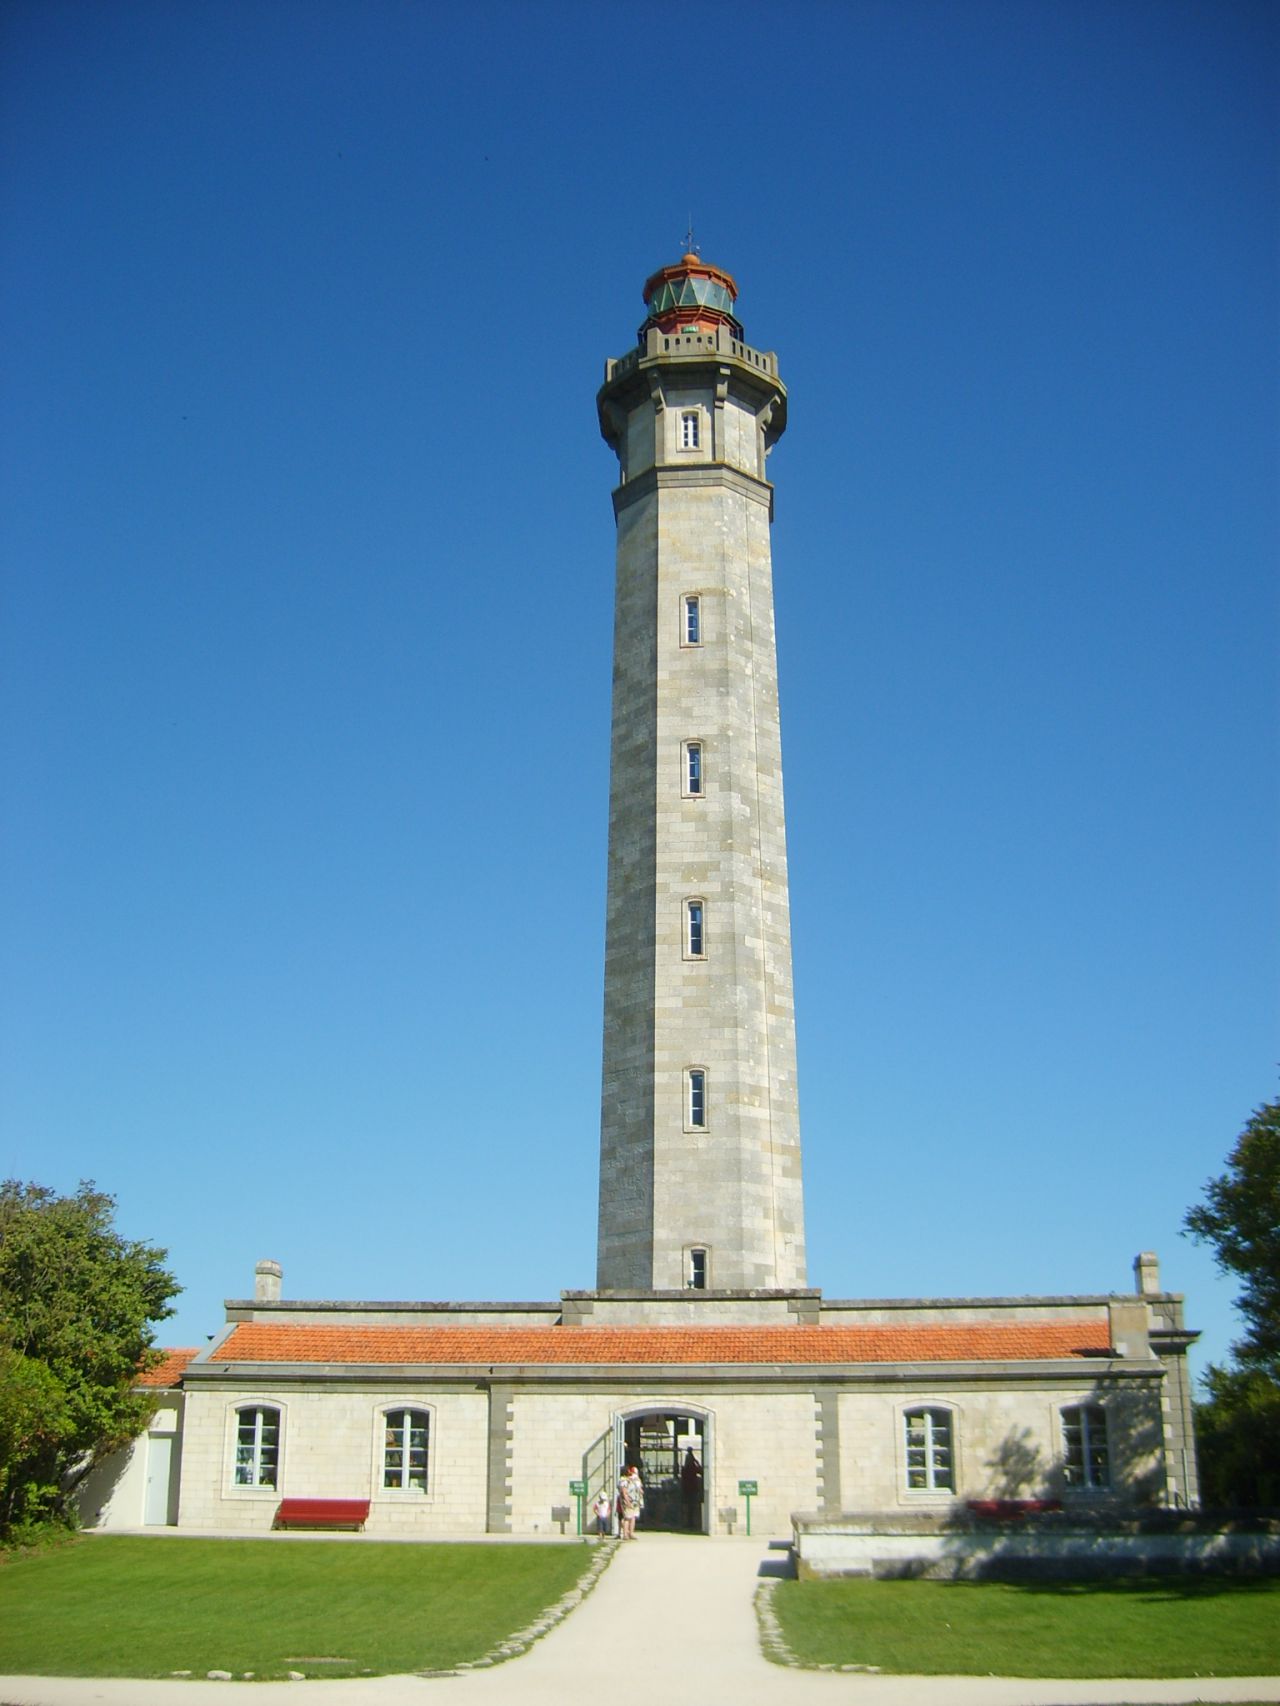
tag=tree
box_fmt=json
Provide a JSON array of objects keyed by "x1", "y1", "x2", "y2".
[
  {"x1": 1184, "y1": 1098, "x2": 1280, "y2": 1371},
  {"x1": 1183, "y1": 1099, "x2": 1280, "y2": 1507},
  {"x1": 0, "y1": 1180, "x2": 180, "y2": 1535}
]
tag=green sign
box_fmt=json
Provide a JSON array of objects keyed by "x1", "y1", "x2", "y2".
[
  {"x1": 738, "y1": 1479, "x2": 758, "y2": 1496},
  {"x1": 569, "y1": 1479, "x2": 587, "y2": 1496}
]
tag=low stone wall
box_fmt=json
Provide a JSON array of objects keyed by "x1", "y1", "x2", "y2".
[{"x1": 792, "y1": 1509, "x2": 1280, "y2": 1580}]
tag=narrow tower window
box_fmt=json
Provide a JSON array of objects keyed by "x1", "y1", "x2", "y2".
[
  {"x1": 683, "y1": 741, "x2": 703, "y2": 797},
  {"x1": 688, "y1": 1248, "x2": 708, "y2": 1290},
  {"x1": 683, "y1": 594, "x2": 702, "y2": 646},
  {"x1": 686, "y1": 1068, "x2": 707, "y2": 1130},
  {"x1": 680, "y1": 410, "x2": 700, "y2": 450},
  {"x1": 685, "y1": 899, "x2": 705, "y2": 958}
]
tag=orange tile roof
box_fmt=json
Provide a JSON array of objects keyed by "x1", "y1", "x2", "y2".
[
  {"x1": 209, "y1": 1321, "x2": 1111, "y2": 1368},
  {"x1": 139, "y1": 1348, "x2": 201, "y2": 1386}
]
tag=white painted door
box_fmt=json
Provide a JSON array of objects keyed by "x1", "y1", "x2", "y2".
[{"x1": 144, "y1": 1434, "x2": 173, "y2": 1525}]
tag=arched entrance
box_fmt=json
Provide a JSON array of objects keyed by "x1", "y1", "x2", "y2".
[{"x1": 615, "y1": 1406, "x2": 710, "y2": 1533}]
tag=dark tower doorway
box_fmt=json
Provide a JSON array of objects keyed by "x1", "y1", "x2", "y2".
[{"x1": 622, "y1": 1411, "x2": 706, "y2": 1532}]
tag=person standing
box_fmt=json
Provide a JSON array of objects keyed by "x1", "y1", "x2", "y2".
[
  {"x1": 592, "y1": 1487, "x2": 613, "y2": 1538},
  {"x1": 617, "y1": 1463, "x2": 644, "y2": 1540},
  {"x1": 680, "y1": 1449, "x2": 703, "y2": 1530}
]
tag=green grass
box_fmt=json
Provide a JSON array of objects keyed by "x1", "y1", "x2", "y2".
[
  {"x1": 771, "y1": 1576, "x2": 1280, "y2": 1678},
  {"x1": 0, "y1": 1535, "x2": 595, "y2": 1679}
]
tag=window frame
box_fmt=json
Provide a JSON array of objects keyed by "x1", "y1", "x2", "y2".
[
  {"x1": 226, "y1": 1400, "x2": 284, "y2": 1496},
  {"x1": 370, "y1": 1400, "x2": 438, "y2": 1503},
  {"x1": 686, "y1": 1067, "x2": 708, "y2": 1132},
  {"x1": 687, "y1": 1247, "x2": 709, "y2": 1290},
  {"x1": 901, "y1": 1405, "x2": 956, "y2": 1496},
  {"x1": 1061, "y1": 1402, "x2": 1110, "y2": 1492},
  {"x1": 683, "y1": 740, "x2": 704, "y2": 798},
  {"x1": 679, "y1": 409, "x2": 701, "y2": 452},
  {"x1": 380, "y1": 1404, "x2": 432, "y2": 1497},
  {"x1": 682, "y1": 593, "x2": 702, "y2": 647},
  {"x1": 684, "y1": 897, "x2": 706, "y2": 960}
]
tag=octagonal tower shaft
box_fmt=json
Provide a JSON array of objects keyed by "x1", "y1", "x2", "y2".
[{"x1": 595, "y1": 271, "x2": 806, "y2": 1292}]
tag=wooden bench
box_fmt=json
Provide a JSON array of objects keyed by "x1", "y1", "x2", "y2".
[{"x1": 275, "y1": 1497, "x2": 371, "y2": 1531}]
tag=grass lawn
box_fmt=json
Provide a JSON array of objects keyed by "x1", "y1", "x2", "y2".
[
  {"x1": 0, "y1": 1535, "x2": 595, "y2": 1679},
  {"x1": 771, "y1": 1575, "x2": 1280, "y2": 1677}
]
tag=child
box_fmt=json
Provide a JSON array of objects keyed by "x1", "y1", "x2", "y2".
[{"x1": 592, "y1": 1487, "x2": 613, "y2": 1538}]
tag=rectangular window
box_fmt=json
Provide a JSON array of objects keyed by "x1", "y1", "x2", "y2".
[
  {"x1": 688, "y1": 1249, "x2": 708, "y2": 1290},
  {"x1": 686, "y1": 899, "x2": 704, "y2": 958},
  {"x1": 684, "y1": 741, "x2": 703, "y2": 796},
  {"x1": 384, "y1": 1408, "x2": 430, "y2": 1491},
  {"x1": 234, "y1": 1406, "x2": 280, "y2": 1488},
  {"x1": 1062, "y1": 1404, "x2": 1109, "y2": 1489},
  {"x1": 904, "y1": 1408, "x2": 953, "y2": 1492},
  {"x1": 680, "y1": 410, "x2": 700, "y2": 450},
  {"x1": 687, "y1": 1068, "x2": 707, "y2": 1130},
  {"x1": 683, "y1": 594, "x2": 701, "y2": 645}
]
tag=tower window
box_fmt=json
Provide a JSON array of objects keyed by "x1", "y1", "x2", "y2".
[
  {"x1": 680, "y1": 410, "x2": 700, "y2": 450},
  {"x1": 686, "y1": 1068, "x2": 707, "y2": 1130},
  {"x1": 683, "y1": 594, "x2": 702, "y2": 646},
  {"x1": 688, "y1": 1248, "x2": 708, "y2": 1290},
  {"x1": 683, "y1": 741, "x2": 703, "y2": 797},
  {"x1": 1062, "y1": 1404, "x2": 1109, "y2": 1490},
  {"x1": 383, "y1": 1407, "x2": 430, "y2": 1492},
  {"x1": 903, "y1": 1408, "x2": 954, "y2": 1492},
  {"x1": 685, "y1": 899, "x2": 705, "y2": 958}
]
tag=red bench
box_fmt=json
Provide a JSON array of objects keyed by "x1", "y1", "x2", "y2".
[
  {"x1": 275, "y1": 1497, "x2": 370, "y2": 1531},
  {"x1": 966, "y1": 1499, "x2": 1063, "y2": 1522}
]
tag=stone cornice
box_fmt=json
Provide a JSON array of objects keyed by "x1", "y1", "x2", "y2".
[{"x1": 611, "y1": 462, "x2": 774, "y2": 520}]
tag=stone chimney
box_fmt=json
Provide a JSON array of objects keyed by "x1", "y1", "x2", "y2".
[
  {"x1": 1134, "y1": 1251, "x2": 1161, "y2": 1296},
  {"x1": 254, "y1": 1259, "x2": 283, "y2": 1303}
]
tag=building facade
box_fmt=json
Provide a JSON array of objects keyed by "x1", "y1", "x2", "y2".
[{"x1": 81, "y1": 256, "x2": 1200, "y2": 1541}]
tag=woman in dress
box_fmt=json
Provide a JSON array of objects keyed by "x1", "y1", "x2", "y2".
[{"x1": 617, "y1": 1463, "x2": 644, "y2": 1540}]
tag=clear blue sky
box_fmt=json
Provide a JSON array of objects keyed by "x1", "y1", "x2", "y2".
[{"x1": 2, "y1": 0, "x2": 1275, "y2": 1381}]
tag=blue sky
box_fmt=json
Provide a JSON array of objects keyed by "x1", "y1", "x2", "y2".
[{"x1": 2, "y1": 0, "x2": 1275, "y2": 1380}]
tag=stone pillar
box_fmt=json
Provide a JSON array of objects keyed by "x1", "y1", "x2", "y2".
[{"x1": 253, "y1": 1259, "x2": 282, "y2": 1303}]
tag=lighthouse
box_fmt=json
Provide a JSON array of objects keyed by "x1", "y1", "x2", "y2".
[{"x1": 595, "y1": 254, "x2": 807, "y2": 1292}]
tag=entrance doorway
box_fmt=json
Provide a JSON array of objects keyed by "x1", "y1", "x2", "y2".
[
  {"x1": 144, "y1": 1433, "x2": 176, "y2": 1526},
  {"x1": 621, "y1": 1411, "x2": 706, "y2": 1533}
]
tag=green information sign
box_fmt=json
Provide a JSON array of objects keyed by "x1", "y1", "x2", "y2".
[
  {"x1": 738, "y1": 1479, "x2": 758, "y2": 1536},
  {"x1": 569, "y1": 1479, "x2": 587, "y2": 1495}
]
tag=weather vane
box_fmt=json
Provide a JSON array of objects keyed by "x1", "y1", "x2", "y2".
[{"x1": 684, "y1": 217, "x2": 700, "y2": 257}]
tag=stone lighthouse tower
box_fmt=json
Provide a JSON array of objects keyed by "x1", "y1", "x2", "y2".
[{"x1": 595, "y1": 254, "x2": 806, "y2": 1292}]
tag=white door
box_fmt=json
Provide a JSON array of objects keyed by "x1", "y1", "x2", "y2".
[{"x1": 144, "y1": 1434, "x2": 173, "y2": 1525}]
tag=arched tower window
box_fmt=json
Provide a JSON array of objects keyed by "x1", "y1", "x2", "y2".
[
  {"x1": 685, "y1": 899, "x2": 705, "y2": 958},
  {"x1": 686, "y1": 1068, "x2": 707, "y2": 1131},
  {"x1": 683, "y1": 741, "x2": 703, "y2": 797}
]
